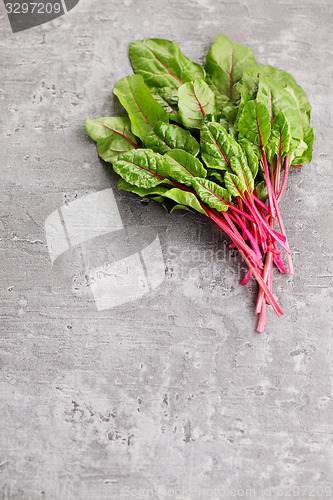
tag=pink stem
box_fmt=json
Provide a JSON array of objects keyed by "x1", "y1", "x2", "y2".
[
  {"x1": 205, "y1": 209, "x2": 263, "y2": 269},
  {"x1": 205, "y1": 211, "x2": 282, "y2": 317},
  {"x1": 273, "y1": 246, "x2": 287, "y2": 274},
  {"x1": 257, "y1": 300, "x2": 266, "y2": 334},
  {"x1": 277, "y1": 154, "x2": 290, "y2": 203},
  {"x1": 228, "y1": 212, "x2": 262, "y2": 259},
  {"x1": 253, "y1": 191, "x2": 269, "y2": 212},
  {"x1": 266, "y1": 263, "x2": 273, "y2": 304},
  {"x1": 236, "y1": 245, "x2": 282, "y2": 317},
  {"x1": 261, "y1": 150, "x2": 276, "y2": 218},
  {"x1": 275, "y1": 151, "x2": 282, "y2": 193},
  {"x1": 240, "y1": 268, "x2": 252, "y2": 285},
  {"x1": 243, "y1": 193, "x2": 289, "y2": 253},
  {"x1": 256, "y1": 251, "x2": 274, "y2": 314}
]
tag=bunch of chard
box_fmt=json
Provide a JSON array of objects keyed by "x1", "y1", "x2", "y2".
[{"x1": 86, "y1": 34, "x2": 314, "y2": 333}]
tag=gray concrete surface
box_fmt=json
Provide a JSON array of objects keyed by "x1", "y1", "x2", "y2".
[{"x1": 1, "y1": 0, "x2": 333, "y2": 498}]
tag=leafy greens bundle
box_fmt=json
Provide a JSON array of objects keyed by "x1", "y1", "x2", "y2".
[{"x1": 86, "y1": 34, "x2": 314, "y2": 333}]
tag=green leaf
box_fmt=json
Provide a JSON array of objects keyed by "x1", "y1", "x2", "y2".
[
  {"x1": 157, "y1": 86, "x2": 179, "y2": 108},
  {"x1": 268, "y1": 82, "x2": 305, "y2": 151},
  {"x1": 178, "y1": 79, "x2": 216, "y2": 129},
  {"x1": 207, "y1": 169, "x2": 224, "y2": 185},
  {"x1": 238, "y1": 138, "x2": 259, "y2": 179},
  {"x1": 292, "y1": 127, "x2": 314, "y2": 165},
  {"x1": 113, "y1": 149, "x2": 171, "y2": 188},
  {"x1": 237, "y1": 100, "x2": 272, "y2": 148},
  {"x1": 152, "y1": 92, "x2": 178, "y2": 115},
  {"x1": 118, "y1": 178, "x2": 205, "y2": 215},
  {"x1": 205, "y1": 34, "x2": 257, "y2": 103},
  {"x1": 237, "y1": 65, "x2": 260, "y2": 102},
  {"x1": 290, "y1": 138, "x2": 307, "y2": 165},
  {"x1": 255, "y1": 180, "x2": 268, "y2": 202},
  {"x1": 144, "y1": 121, "x2": 199, "y2": 155},
  {"x1": 231, "y1": 152, "x2": 255, "y2": 193},
  {"x1": 238, "y1": 68, "x2": 311, "y2": 159},
  {"x1": 85, "y1": 117, "x2": 139, "y2": 163},
  {"x1": 164, "y1": 149, "x2": 207, "y2": 186},
  {"x1": 151, "y1": 195, "x2": 166, "y2": 204},
  {"x1": 151, "y1": 86, "x2": 182, "y2": 123},
  {"x1": 200, "y1": 122, "x2": 239, "y2": 170},
  {"x1": 169, "y1": 204, "x2": 194, "y2": 214},
  {"x1": 129, "y1": 38, "x2": 205, "y2": 90},
  {"x1": 117, "y1": 178, "x2": 169, "y2": 197},
  {"x1": 258, "y1": 64, "x2": 312, "y2": 119},
  {"x1": 226, "y1": 155, "x2": 250, "y2": 195},
  {"x1": 266, "y1": 111, "x2": 291, "y2": 162},
  {"x1": 205, "y1": 75, "x2": 236, "y2": 118},
  {"x1": 256, "y1": 75, "x2": 273, "y2": 124},
  {"x1": 227, "y1": 108, "x2": 239, "y2": 138},
  {"x1": 163, "y1": 188, "x2": 206, "y2": 215},
  {"x1": 283, "y1": 85, "x2": 311, "y2": 134},
  {"x1": 224, "y1": 170, "x2": 246, "y2": 197},
  {"x1": 191, "y1": 177, "x2": 231, "y2": 212},
  {"x1": 200, "y1": 122, "x2": 255, "y2": 192},
  {"x1": 113, "y1": 75, "x2": 168, "y2": 143}
]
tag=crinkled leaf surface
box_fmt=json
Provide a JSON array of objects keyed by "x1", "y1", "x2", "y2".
[
  {"x1": 113, "y1": 149, "x2": 171, "y2": 188},
  {"x1": 129, "y1": 38, "x2": 205, "y2": 90},
  {"x1": 178, "y1": 79, "x2": 216, "y2": 129},
  {"x1": 239, "y1": 65, "x2": 311, "y2": 131},
  {"x1": 205, "y1": 75, "x2": 236, "y2": 118},
  {"x1": 256, "y1": 75, "x2": 274, "y2": 125},
  {"x1": 237, "y1": 68, "x2": 312, "y2": 161},
  {"x1": 113, "y1": 75, "x2": 168, "y2": 143},
  {"x1": 237, "y1": 100, "x2": 272, "y2": 148},
  {"x1": 268, "y1": 82, "x2": 305, "y2": 151},
  {"x1": 258, "y1": 64, "x2": 312, "y2": 118},
  {"x1": 164, "y1": 149, "x2": 206, "y2": 186},
  {"x1": 200, "y1": 122, "x2": 239, "y2": 170},
  {"x1": 191, "y1": 177, "x2": 230, "y2": 211},
  {"x1": 282, "y1": 85, "x2": 313, "y2": 162},
  {"x1": 85, "y1": 117, "x2": 139, "y2": 163},
  {"x1": 224, "y1": 154, "x2": 252, "y2": 196},
  {"x1": 224, "y1": 171, "x2": 245, "y2": 197},
  {"x1": 266, "y1": 111, "x2": 291, "y2": 162},
  {"x1": 205, "y1": 34, "x2": 257, "y2": 103},
  {"x1": 243, "y1": 71, "x2": 311, "y2": 160},
  {"x1": 237, "y1": 65, "x2": 260, "y2": 102},
  {"x1": 152, "y1": 92, "x2": 179, "y2": 115},
  {"x1": 157, "y1": 86, "x2": 179, "y2": 108},
  {"x1": 207, "y1": 169, "x2": 224, "y2": 185},
  {"x1": 238, "y1": 138, "x2": 259, "y2": 180},
  {"x1": 151, "y1": 86, "x2": 182, "y2": 123},
  {"x1": 144, "y1": 122, "x2": 199, "y2": 155},
  {"x1": 201, "y1": 122, "x2": 255, "y2": 192},
  {"x1": 232, "y1": 150, "x2": 255, "y2": 193}
]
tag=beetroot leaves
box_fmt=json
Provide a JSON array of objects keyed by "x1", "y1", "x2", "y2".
[{"x1": 86, "y1": 34, "x2": 314, "y2": 333}]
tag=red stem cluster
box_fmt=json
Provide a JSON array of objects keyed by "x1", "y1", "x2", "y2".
[
  {"x1": 162, "y1": 148, "x2": 292, "y2": 333},
  {"x1": 203, "y1": 151, "x2": 292, "y2": 333}
]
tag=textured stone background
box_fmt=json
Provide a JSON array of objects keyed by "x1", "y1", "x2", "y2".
[{"x1": 1, "y1": 0, "x2": 333, "y2": 498}]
